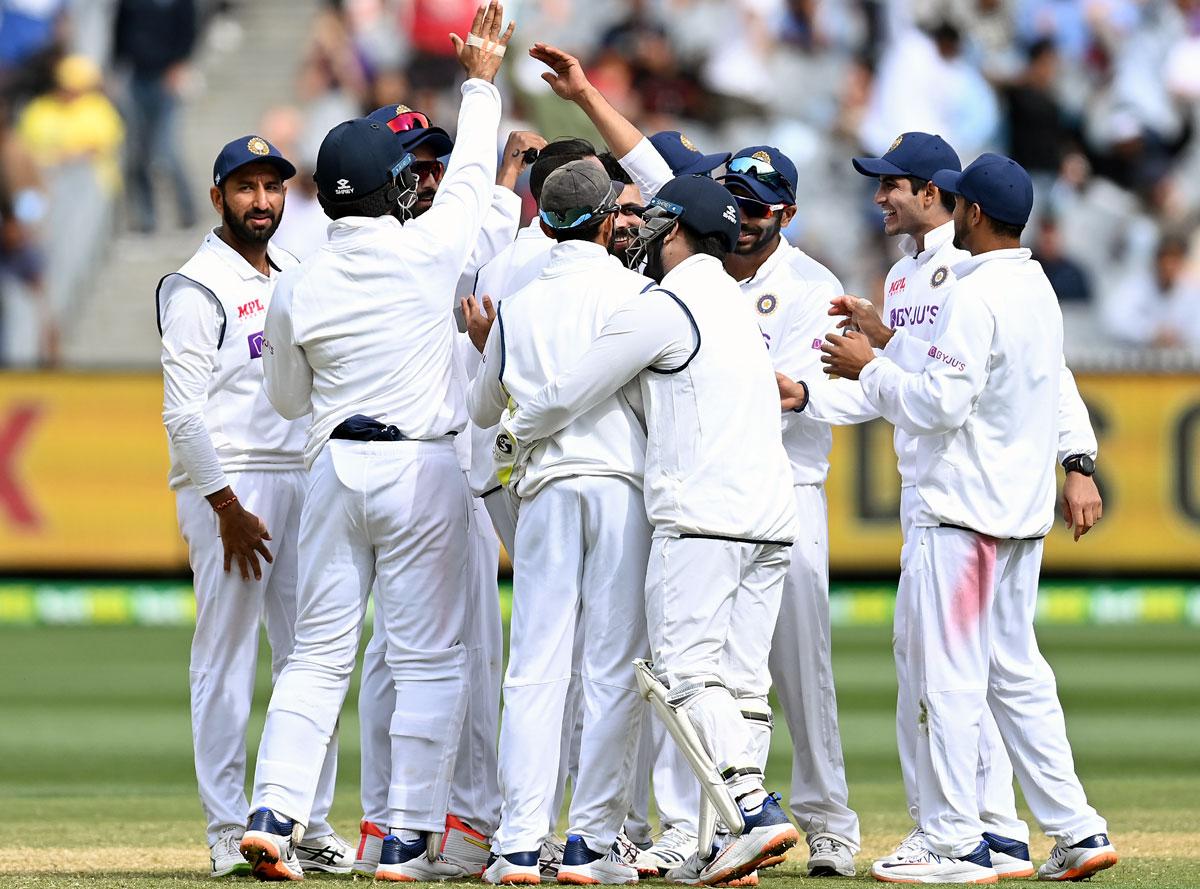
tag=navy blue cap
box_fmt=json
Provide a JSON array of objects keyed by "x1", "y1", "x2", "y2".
[
  {"x1": 932, "y1": 152, "x2": 1034, "y2": 226},
  {"x1": 652, "y1": 174, "x2": 741, "y2": 252},
  {"x1": 719, "y1": 145, "x2": 798, "y2": 205},
  {"x1": 213, "y1": 135, "x2": 296, "y2": 186},
  {"x1": 852, "y1": 132, "x2": 961, "y2": 182},
  {"x1": 314, "y1": 119, "x2": 411, "y2": 203},
  {"x1": 365, "y1": 104, "x2": 454, "y2": 156},
  {"x1": 649, "y1": 130, "x2": 731, "y2": 177}
]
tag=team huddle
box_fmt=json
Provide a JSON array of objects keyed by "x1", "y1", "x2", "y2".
[{"x1": 157, "y1": 3, "x2": 1119, "y2": 886}]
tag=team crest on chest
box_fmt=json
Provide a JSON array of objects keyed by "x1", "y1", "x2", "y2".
[
  {"x1": 756, "y1": 293, "x2": 778, "y2": 315},
  {"x1": 930, "y1": 266, "x2": 949, "y2": 288},
  {"x1": 247, "y1": 136, "x2": 270, "y2": 156}
]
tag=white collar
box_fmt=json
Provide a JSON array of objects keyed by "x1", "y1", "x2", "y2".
[
  {"x1": 204, "y1": 228, "x2": 277, "y2": 281},
  {"x1": 953, "y1": 247, "x2": 1032, "y2": 278},
  {"x1": 898, "y1": 219, "x2": 956, "y2": 260}
]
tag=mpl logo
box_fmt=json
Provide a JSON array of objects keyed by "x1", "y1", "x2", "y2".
[
  {"x1": 237, "y1": 298, "x2": 265, "y2": 320},
  {"x1": 927, "y1": 344, "x2": 965, "y2": 371},
  {"x1": 248, "y1": 331, "x2": 264, "y2": 359},
  {"x1": 888, "y1": 277, "x2": 906, "y2": 297}
]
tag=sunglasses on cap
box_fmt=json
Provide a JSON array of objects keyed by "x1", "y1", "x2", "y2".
[
  {"x1": 726, "y1": 155, "x2": 795, "y2": 197},
  {"x1": 734, "y1": 195, "x2": 787, "y2": 219},
  {"x1": 385, "y1": 110, "x2": 431, "y2": 133},
  {"x1": 410, "y1": 159, "x2": 444, "y2": 179},
  {"x1": 538, "y1": 202, "x2": 619, "y2": 230}
]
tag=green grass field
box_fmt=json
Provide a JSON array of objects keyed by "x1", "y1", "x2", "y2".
[{"x1": 0, "y1": 620, "x2": 1197, "y2": 888}]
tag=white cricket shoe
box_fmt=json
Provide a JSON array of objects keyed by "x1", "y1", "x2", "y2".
[
  {"x1": 295, "y1": 831, "x2": 352, "y2": 874},
  {"x1": 439, "y1": 814, "x2": 493, "y2": 877},
  {"x1": 210, "y1": 825, "x2": 251, "y2": 878},
  {"x1": 376, "y1": 834, "x2": 462, "y2": 882},
  {"x1": 1037, "y1": 834, "x2": 1118, "y2": 882},
  {"x1": 240, "y1": 808, "x2": 304, "y2": 882},
  {"x1": 879, "y1": 826, "x2": 927, "y2": 863},
  {"x1": 540, "y1": 836, "x2": 567, "y2": 879},
  {"x1": 807, "y1": 833, "x2": 857, "y2": 877},
  {"x1": 485, "y1": 850, "x2": 544, "y2": 885},
  {"x1": 556, "y1": 835, "x2": 639, "y2": 885},
  {"x1": 635, "y1": 827, "x2": 699, "y2": 876},
  {"x1": 871, "y1": 839, "x2": 997, "y2": 884},
  {"x1": 612, "y1": 830, "x2": 649, "y2": 868},
  {"x1": 982, "y1": 832, "x2": 1034, "y2": 879},
  {"x1": 353, "y1": 819, "x2": 388, "y2": 875},
  {"x1": 696, "y1": 794, "x2": 799, "y2": 885}
]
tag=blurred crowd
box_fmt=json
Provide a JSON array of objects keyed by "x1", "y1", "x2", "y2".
[{"x1": 2, "y1": 0, "x2": 1200, "y2": 366}]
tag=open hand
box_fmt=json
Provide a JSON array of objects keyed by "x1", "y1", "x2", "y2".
[
  {"x1": 218, "y1": 505, "x2": 273, "y2": 581},
  {"x1": 450, "y1": 1, "x2": 515, "y2": 84},
  {"x1": 529, "y1": 42, "x2": 593, "y2": 102},
  {"x1": 461, "y1": 294, "x2": 497, "y2": 353}
]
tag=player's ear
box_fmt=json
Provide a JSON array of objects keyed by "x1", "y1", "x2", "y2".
[
  {"x1": 781, "y1": 204, "x2": 798, "y2": 226},
  {"x1": 210, "y1": 185, "x2": 223, "y2": 214},
  {"x1": 539, "y1": 219, "x2": 556, "y2": 239}
]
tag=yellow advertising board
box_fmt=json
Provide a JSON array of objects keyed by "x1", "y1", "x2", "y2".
[{"x1": 0, "y1": 372, "x2": 1197, "y2": 573}]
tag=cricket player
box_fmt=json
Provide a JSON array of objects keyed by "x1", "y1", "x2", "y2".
[
  {"x1": 469, "y1": 161, "x2": 654, "y2": 886},
  {"x1": 350, "y1": 107, "x2": 541, "y2": 878},
  {"x1": 818, "y1": 154, "x2": 1117, "y2": 884},
  {"x1": 496, "y1": 165, "x2": 801, "y2": 886},
  {"x1": 237, "y1": 4, "x2": 514, "y2": 881},
  {"x1": 781, "y1": 133, "x2": 1103, "y2": 878},
  {"x1": 157, "y1": 135, "x2": 349, "y2": 878}
]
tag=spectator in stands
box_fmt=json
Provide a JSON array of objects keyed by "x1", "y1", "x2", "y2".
[
  {"x1": 0, "y1": 0, "x2": 67, "y2": 102},
  {"x1": 16, "y1": 55, "x2": 124, "y2": 195},
  {"x1": 1034, "y1": 216, "x2": 1091, "y2": 304},
  {"x1": 114, "y1": 0, "x2": 198, "y2": 232},
  {"x1": 1106, "y1": 234, "x2": 1200, "y2": 347},
  {"x1": 1005, "y1": 39, "x2": 1073, "y2": 179},
  {"x1": 0, "y1": 107, "x2": 51, "y2": 365}
]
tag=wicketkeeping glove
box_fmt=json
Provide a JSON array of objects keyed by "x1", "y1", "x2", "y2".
[{"x1": 493, "y1": 404, "x2": 530, "y2": 490}]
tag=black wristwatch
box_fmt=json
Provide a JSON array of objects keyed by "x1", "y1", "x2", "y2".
[{"x1": 1062, "y1": 454, "x2": 1096, "y2": 476}]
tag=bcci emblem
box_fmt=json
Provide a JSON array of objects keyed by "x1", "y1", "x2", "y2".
[
  {"x1": 756, "y1": 294, "x2": 778, "y2": 315},
  {"x1": 679, "y1": 132, "x2": 698, "y2": 152},
  {"x1": 395, "y1": 104, "x2": 412, "y2": 115},
  {"x1": 752, "y1": 150, "x2": 771, "y2": 165},
  {"x1": 247, "y1": 136, "x2": 270, "y2": 156},
  {"x1": 889, "y1": 134, "x2": 904, "y2": 153},
  {"x1": 930, "y1": 266, "x2": 949, "y2": 288}
]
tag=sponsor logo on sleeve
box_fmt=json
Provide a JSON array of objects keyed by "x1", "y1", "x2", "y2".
[
  {"x1": 248, "y1": 331, "x2": 264, "y2": 359},
  {"x1": 927, "y1": 344, "x2": 965, "y2": 371},
  {"x1": 756, "y1": 293, "x2": 778, "y2": 315}
]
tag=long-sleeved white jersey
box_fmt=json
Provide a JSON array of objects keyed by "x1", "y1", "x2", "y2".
[
  {"x1": 468, "y1": 240, "x2": 651, "y2": 498},
  {"x1": 506, "y1": 253, "x2": 798, "y2": 543},
  {"x1": 261, "y1": 78, "x2": 502, "y2": 468},
  {"x1": 858, "y1": 247, "x2": 1065, "y2": 538},
  {"x1": 158, "y1": 232, "x2": 305, "y2": 494},
  {"x1": 804, "y1": 220, "x2": 1098, "y2": 482}
]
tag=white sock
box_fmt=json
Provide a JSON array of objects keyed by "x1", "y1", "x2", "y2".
[
  {"x1": 390, "y1": 827, "x2": 423, "y2": 844},
  {"x1": 738, "y1": 790, "x2": 768, "y2": 813}
]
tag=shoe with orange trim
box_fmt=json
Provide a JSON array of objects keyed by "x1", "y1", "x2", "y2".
[
  {"x1": 1036, "y1": 834, "x2": 1118, "y2": 882},
  {"x1": 556, "y1": 836, "x2": 638, "y2": 885},
  {"x1": 871, "y1": 840, "x2": 998, "y2": 884},
  {"x1": 240, "y1": 808, "x2": 304, "y2": 882}
]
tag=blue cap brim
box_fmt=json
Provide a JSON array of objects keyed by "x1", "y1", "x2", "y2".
[
  {"x1": 396, "y1": 127, "x2": 454, "y2": 157},
  {"x1": 931, "y1": 168, "x2": 963, "y2": 195},
  {"x1": 851, "y1": 156, "x2": 908, "y2": 178},
  {"x1": 719, "y1": 172, "x2": 792, "y2": 205},
  {"x1": 679, "y1": 151, "x2": 732, "y2": 177},
  {"x1": 223, "y1": 154, "x2": 297, "y2": 183}
]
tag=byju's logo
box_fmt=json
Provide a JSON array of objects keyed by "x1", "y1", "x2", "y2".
[
  {"x1": 248, "y1": 331, "x2": 264, "y2": 359},
  {"x1": 926, "y1": 344, "x2": 965, "y2": 371}
]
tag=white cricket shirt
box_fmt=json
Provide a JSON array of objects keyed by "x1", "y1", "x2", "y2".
[
  {"x1": 859, "y1": 248, "x2": 1065, "y2": 538},
  {"x1": 261, "y1": 78, "x2": 502, "y2": 468},
  {"x1": 468, "y1": 240, "x2": 651, "y2": 498},
  {"x1": 158, "y1": 231, "x2": 304, "y2": 494}
]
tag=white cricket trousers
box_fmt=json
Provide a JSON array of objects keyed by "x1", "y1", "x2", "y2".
[
  {"x1": 628, "y1": 713, "x2": 700, "y2": 841},
  {"x1": 251, "y1": 439, "x2": 471, "y2": 831},
  {"x1": 494, "y1": 475, "x2": 651, "y2": 854},
  {"x1": 646, "y1": 536, "x2": 790, "y2": 801},
  {"x1": 895, "y1": 487, "x2": 1027, "y2": 842},
  {"x1": 768, "y1": 484, "x2": 860, "y2": 847},
  {"x1": 901, "y1": 525, "x2": 1107, "y2": 857},
  {"x1": 359, "y1": 490, "x2": 503, "y2": 835},
  {"x1": 176, "y1": 470, "x2": 338, "y2": 846}
]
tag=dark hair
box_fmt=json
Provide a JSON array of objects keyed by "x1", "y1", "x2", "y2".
[
  {"x1": 598, "y1": 151, "x2": 632, "y2": 185},
  {"x1": 909, "y1": 177, "x2": 957, "y2": 214},
  {"x1": 987, "y1": 216, "x2": 1025, "y2": 240},
  {"x1": 1026, "y1": 37, "x2": 1056, "y2": 64},
  {"x1": 679, "y1": 221, "x2": 729, "y2": 262},
  {"x1": 529, "y1": 138, "x2": 597, "y2": 203},
  {"x1": 318, "y1": 184, "x2": 395, "y2": 220},
  {"x1": 550, "y1": 214, "x2": 609, "y2": 244}
]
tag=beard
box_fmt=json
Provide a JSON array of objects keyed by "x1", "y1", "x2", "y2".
[
  {"x1": 609, "y1": 225, "x2": 635, "y2": 262},
  {"x1": 411, "y1": 188, "x2": 437, "y2": 217},
  {"x1": 223, "y1": 202, "x2": 280, "y2": 244},
  {"x1": 734, "y1": 213, "x2": 782, "y2": 256},
  {"x1": 952, "y1": 219, "x2": 967, "y2": 251},
  {"x1": 643, "y1": 237, "x2": 668, "y2": 282}
]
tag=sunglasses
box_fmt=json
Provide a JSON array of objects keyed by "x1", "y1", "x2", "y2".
[
  {"x1": 410, "y1": 160, "x2": 444, "y2": 179},
  {"x1": 726, "y1": 155, "x2": 795, "y2": 199},
  {"x1": 539, "y1": 202, "x2": 619, "y2": 230},
  {"x1": 385, "y1": 110, "x2": 431, "y2": 133},
  {"x1": 735, "y1": 196, "x2": 786, "y2": 219}
]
